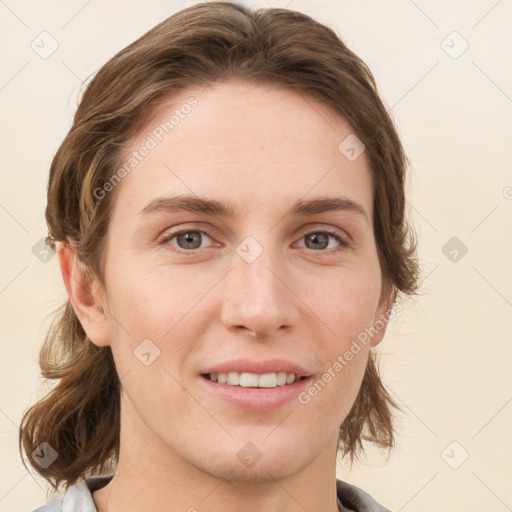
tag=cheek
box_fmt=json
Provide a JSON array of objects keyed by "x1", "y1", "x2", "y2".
[
  {"x1": 103, "y1": 262, "x2": 202, "y2": 373},
  {"x1": 107, "y1": 257, "x2": 195, "y2": 325},
  {"x1": 314, "y1": 261, "x2": 382, "y2": 340},
  {"x1": 304, "y1": 264, "x2": 380, "y2": 409},
  {"x1": 297, "y1": 333, "x2": 370, "y2": 435},
  {"x1": 104, "y1": 266, "x2": 202, "y2": 422},
  {"x1": 299, "y1": 293, "x2": 373, "y2": 428}
]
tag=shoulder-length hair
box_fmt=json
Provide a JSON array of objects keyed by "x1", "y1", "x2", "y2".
[{"x1": 19, "y1": 1, "x2": 419, "y2": 491}]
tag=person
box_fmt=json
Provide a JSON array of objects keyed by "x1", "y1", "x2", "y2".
[{"x1": 19, "y1": 2, "x2": 419, "y2": 511}]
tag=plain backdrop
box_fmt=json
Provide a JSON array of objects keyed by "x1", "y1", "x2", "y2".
[{"x1": 1, "y1": 1, "x2": 511, "y2": 511}]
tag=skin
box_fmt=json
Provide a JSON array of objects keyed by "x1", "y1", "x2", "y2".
[{"x1": 58, "y1": 80, "x2": 394, "y2": 512}]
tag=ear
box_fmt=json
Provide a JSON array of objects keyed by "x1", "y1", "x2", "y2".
[
  {"x1": 56, "y1": 240, "x2": 110, "y2": 347},
  {"x1": 369, "y1": 282, "x2": 397, "y2": 349}
]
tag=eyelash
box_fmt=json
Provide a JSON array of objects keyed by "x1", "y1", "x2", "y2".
[{"x1": 159, "y1": 228, "x2": 351, "y2": 255}]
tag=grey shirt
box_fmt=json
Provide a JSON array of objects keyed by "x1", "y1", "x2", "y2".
[{"x1": 33, "y1": 475, "x2": 392, "y2": 512}]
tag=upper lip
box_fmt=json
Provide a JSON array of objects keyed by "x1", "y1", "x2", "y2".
[{"x1": 201, "y1": 358, "x2": 311, "y2": 377}]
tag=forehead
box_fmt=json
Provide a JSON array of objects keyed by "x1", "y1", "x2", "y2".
[{"x1": 110, "y1": 80, "x2": 372, "y2": 219}]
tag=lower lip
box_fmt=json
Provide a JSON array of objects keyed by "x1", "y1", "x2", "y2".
[{"x1": 199, "y1": 375, "x2": 312, "y2": 412}]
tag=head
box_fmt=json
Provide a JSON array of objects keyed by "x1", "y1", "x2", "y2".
[{"x1": 20, "y1": 1, "x2": 419, "y2": 491}]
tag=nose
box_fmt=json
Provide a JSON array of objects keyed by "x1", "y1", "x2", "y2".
[{"x1": 220, "y1": 240, "x2": 300, "y2": 339}]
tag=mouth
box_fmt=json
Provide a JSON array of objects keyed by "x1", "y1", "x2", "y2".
[
  {"x1": 199, "y1": 371, "x2": 313, "y2": 411},
  {"x1": 201, "y1": 372, "x2": 310, "y2": 388}
]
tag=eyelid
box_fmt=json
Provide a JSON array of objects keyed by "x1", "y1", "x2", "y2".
[
  {"x1": 296, "y1": 229, "x2": 350, "y2": 248},
  {"x1": 158, "y1": 225, "x2": 216, "y2": 253},
  {"x1": 157, "y1": 221, "x2": 216, "y2": 241}
]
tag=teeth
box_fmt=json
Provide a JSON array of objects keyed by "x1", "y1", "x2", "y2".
[
  {"x1": 227, "y1": 372, "x2": 240, "y2": 385},
  {"x1": 207, "y1": 372, "x2": 301, "y2": 388},
  {"x1": 240, "y1": 372, "x2": 258, "y2": 387},
  {"x1": 276, "y1": 372, "x2": 287, "y2": 385},
  {"x1": 257, "y1": 373, "x2": 276, "y2": 388}
]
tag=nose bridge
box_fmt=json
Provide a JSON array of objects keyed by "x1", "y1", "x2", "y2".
[
  {"x1": 234, "y1": 235, "x2": 283, "y2": 304},
  {"x1": 221, "y1": 235, "x2": 297, "y2": 336}
]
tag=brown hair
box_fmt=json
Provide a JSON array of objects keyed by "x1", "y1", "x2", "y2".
[{"x1": 19, "y1": 1, "x2": 419, "y2": 492}]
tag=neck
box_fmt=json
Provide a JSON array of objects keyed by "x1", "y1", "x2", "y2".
[{"x1": 93, "y1": 395, "x2": 341, "y2": 512}]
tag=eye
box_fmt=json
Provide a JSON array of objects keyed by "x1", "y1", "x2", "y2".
[
  {"x1": 159, "y1": 227, "x2": 351, "y2": 255},
  {"x1": 297, "y1": 230, "x2": 350, "y2": 252},
  {"x1": 160, "y1": 229, "x2": 213, "y2": 253}
]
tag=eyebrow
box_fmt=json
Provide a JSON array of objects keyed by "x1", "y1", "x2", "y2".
[{"x1": 139, "y1": 194, "x2": 370, "y2": 223}]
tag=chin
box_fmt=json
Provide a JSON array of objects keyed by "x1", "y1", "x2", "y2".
[
  {"x1": 184, "y1": 437, "x2": 314, "y2": 484},
  {"x1": 198, "y1": 455, "x2": 307, "y2": 484}
]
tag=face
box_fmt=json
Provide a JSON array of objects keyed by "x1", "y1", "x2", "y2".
[{"x1": 92, "y1": 80, "x2": 391, "y2": 481}]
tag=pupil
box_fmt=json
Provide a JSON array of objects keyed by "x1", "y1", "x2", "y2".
[
  {"x1": 179, "y1": 232, "x2": 201, "y2": 249},
  {"x1": 307, "y1": 233, "x2": 327, "y2": 250}
]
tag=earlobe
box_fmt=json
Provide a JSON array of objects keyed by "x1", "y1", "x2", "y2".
[{"x1": 56, "y1": 240, "x2": 110, "y2": 347}]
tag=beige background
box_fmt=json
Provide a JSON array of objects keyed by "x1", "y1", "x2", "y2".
[{"x1": 1, "y1": 0, "x2": 511, "y2": 510}]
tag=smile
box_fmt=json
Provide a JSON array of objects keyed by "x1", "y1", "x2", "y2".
[{"x1": 204, "y1": 372, "x2": 308, "y2": 388}]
